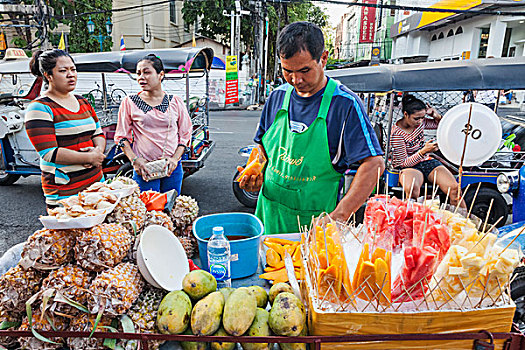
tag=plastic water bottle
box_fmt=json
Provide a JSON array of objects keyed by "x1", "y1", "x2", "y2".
[{"x1": 207, "y1": 226, "x2": 231, "y2": 288}]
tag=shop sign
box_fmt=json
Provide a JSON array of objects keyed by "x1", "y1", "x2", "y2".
[
  {"x1": 225, "y1": 55, "x2": 239, "y2": 105},
  {"x1": 359, "y1": 0, "x2": 377, "y2": 43}
]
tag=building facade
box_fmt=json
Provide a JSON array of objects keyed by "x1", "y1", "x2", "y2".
[
  {"x1": 333, "y1": 0, "x2": 395, "y2": 64},
  {"x1": 390, "y1": 0, "x2": 525, "y2": 63},
  {"x1": 111, "y1": 0, "x2": 195, "y2": 51}
]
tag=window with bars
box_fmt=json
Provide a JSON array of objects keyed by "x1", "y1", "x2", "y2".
[{"x1": 170, "y1": 0, "x2": 177, "y2": 24}]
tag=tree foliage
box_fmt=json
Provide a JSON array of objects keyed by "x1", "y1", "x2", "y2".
[
  {"x1": 47, "y1": 0, "x2": 113, "y2": 53},
  {"x1": 182, "y1": 0, "x2": 328, "y2": 78}
]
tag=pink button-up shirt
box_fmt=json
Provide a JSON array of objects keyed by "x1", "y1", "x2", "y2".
[{"x1": 114, "y1": 93, "x2": 192, "y2": 161}]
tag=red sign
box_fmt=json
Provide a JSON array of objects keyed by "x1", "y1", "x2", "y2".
[
  {"x1": 225, "y1": 80, "x2": 239, "y2": 105},
  {"x1": 359, "y1": 0, "x2": 377, "y2": 43}
]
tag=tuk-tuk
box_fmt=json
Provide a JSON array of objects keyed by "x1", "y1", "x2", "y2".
[
  {"x1": 0, "y1": 47, "x2": 215, "y2": 184},
  {"x1": 327, "y1": 56, "x2": 525, "y2": 227}
]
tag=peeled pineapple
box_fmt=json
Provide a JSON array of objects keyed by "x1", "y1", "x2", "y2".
[
  {"x1": 66, "y1": 313, "x2": 113, "y2": 350},
  {"x1": 0, "y1": 310, "x2": 20, "y2": 349},
  {"x1": 106, "y1": 193, "x2": 147, "y2": 232},
  {"x1": 19, "y1": 228, "x2": 78, "y2": 270},
  {"x1": 124, "y1": 286, "x2": 167, "y2": 350},
  {"x1": 18, "y1": 312, "x2": 69, "y2": 350},
  {"x1": 88, "y1": 262, "x2": 144, "y2": 316},
  {"x1": 0, "y1": 265, "x2": 44, "y2": 316},
  {"x1": 177, "y1": 236, "x2": 197, "y2": 258},
  {"x1": 170, "y1": 195, "x2": 199, "y2": 229},
  {"x1": 74, "y1": 223, "x2": 132, "y2": 272},
  {"x1": 145, "y1": 210, "x2": 174, "y2": 231},
  {"x1": 38, "y1": 264, "x2": 92, "y2": 316}
]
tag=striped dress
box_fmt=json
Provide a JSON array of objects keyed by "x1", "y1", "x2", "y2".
[
  {"x1": 25, "y1": 95, "x2": 104, "y2": 205},
  {"x1": 390, "y1": 118, "x2": 438, "y2": 169}
]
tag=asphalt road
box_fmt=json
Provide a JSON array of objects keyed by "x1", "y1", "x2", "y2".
[{"x1": 0, "y1": 110, "x2": 261, "y2": 257}]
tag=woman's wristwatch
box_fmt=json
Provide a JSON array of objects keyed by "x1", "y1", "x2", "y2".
[{"x1": 131, "y1": 156, "x2": 139, "y2": 166}]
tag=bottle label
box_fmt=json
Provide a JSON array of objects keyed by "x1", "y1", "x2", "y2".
[{"x1": 210, "y1": 263, "x2": 229, "y2": 280}]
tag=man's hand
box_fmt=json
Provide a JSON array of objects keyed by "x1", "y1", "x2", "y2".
[{"x1": 237, "y1": 165, "x2": 263, "y2": 192}]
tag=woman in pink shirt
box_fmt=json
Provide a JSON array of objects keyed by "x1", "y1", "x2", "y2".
[{"x1": 114, "y1": 54, "x2": 192, "y2": 194}]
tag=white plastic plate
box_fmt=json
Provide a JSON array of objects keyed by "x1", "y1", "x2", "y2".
[
  {"x1": 38, "y1": 193, "x2": 122, "y2": 230},
  {"x1": 137, "y1": 225, "x2": 189, "y2": 291},
  {"x1": 437, "y1": 102, "x2": 502, "y2": 167}
]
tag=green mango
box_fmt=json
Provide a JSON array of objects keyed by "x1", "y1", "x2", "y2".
[
  {"x1": 219, "y1": 287, "x2": 235, "y2": 302},
  {"x1": 223, "y1": 288, "x2": 257, "y2": 336},
  {"x1": 191, "y1": 291, "x2": 225, "y2": 336},
  {"x1": 241, "y1": 308, "x2": 271, "y2": 350},
  {"x1": 269, "y1": 283, "x2": 294, "y2": 305},
  {"x1": 248, "y1": 286, "x2": 269, "y2": 309},
  {"x1": 269, "y1": 292, "x2": 305, "y2": 336},
  {"x1": 211, "y1": 326, "x2": 236, "y2": 350},
  {"x1": 180, "y1": 328, "x2": 207, "y2": 350},
  {"x1": 280, "y1": 326, "x2": 308, "y2": 350},
  {"x1": 183, "y1": 270, "x2": 217, "y2": 300},
  {"x1": 157, "y1": 290, "x2": 192, "y2": 334}
]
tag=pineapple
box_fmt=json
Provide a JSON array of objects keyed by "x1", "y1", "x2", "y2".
[
  {"x1": 123, "y1": 286, "x2": 167, "y2": 350},
  {"x1": 106, "y1": 193, "x2": 147, "y2": 232},
  {"x1": 0, "y1": 310, "x2": 21, "y2": 349},
  {"x1": 174, "y1": 224, "x2": 198, "y2": 258},
  {"x1": 145, "y1": 210, "x2": 174, "y2": 231},
  {"x1": 0, "y1": 265, "x2": 44, "y2": 316},
  {"x1": 170, "y1": 195, "x2": 199, "y2": 229},
  {"x1": 38, "y1": 264, "x2": 91, "y2": 317},
  {"x1": 66, "y1": 313, "x2": 113, "y2": 350},
  {"x1": 74, "y1": 223, "x2": 132, "y2": 272},
  {"x1": 19, "y1": 228, "x2": 78, "y2": 270},
  {"x1": 88, "y1": 262, "x2": 144, "y2": 316},
  {"x1": 18, "y1": 312, "x2": 69, "y2": 350}
]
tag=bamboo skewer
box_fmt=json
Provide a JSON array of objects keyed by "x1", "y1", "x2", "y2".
[
  {"x1": 468, "y1": 216, "x2": 503, "y2": 253},
  {"x1": 431, "y1": 171, "x2": 438, "y2": 202},
  {"x1": 454, "y1": 184, "x2": 471, "y2": 215},
  {"x1": 498, "y1": 225, "x2": 525, "y2": 257},
  {"x1": 481, "y1": 198, "x2": 494, "y2": 233},
  {"x1": 466, "y1": 182, "x2": 482, "y2": 220},
  {"x1": 402, "y1": 174, "x2": 406, "y2": 201},
  {"x1": 457, "y1": 103, "x2": 474, "y2": 202},
  {"x1": 408, "y1": 178, "x2": 416, "y2": 202},
  {"x1": 442, "y1": 187, "x2": 451, "y2": 210}
]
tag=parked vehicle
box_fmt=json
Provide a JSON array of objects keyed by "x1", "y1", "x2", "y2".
[
  {"x1": 0, "y1": 47, "x2": 215, "y2": 185},
  {"x1": 232, "y1": 57, "x2": 525, "y2": 228}
]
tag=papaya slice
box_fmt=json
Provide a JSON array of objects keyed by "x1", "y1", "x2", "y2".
[
  {"x1": 266, "y1": 248, "x2": 283, "y2": 268},
  {"x1": 374, "y1": 257, "x2": 391, "y2": 304},
  {"x1": 356, "y1": 261, "x2": 377, "y2": 301},
  {"x1": 247, "y1": 147, "x2": 259, "y2": 164},
  {"x1": 371, "y1": 247, "x2": 387, "y2": 263},
  {"x1": 264, "y1": 265, "x2": 282, "y2": 272},
  {"x1": 263, "y1": 241, "x2": 284, "y2": 257},
  {"x1": 284, "y1": 241, "x2": 299, "y2": 256},
  {"x1": 259, "y1": 267, "x2": 288, "y2": 283},
  {"x1": 352, "y1": 243, "x2": 370, "y2": 290}
]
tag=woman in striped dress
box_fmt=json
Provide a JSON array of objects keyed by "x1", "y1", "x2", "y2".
[
  {"x1": 25, "y1": 49, "x2": 106, "y2": 211},
  {"x1": 390, "y1": 94, "x2": 465, "y2": 208}
]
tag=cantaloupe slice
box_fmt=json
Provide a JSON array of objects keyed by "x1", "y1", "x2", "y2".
[
  {"x1": 266, "y1": 248, "x2": 283, "y2": 268},
  {"x1": 247, "y1": 147, "x2": 259, "y2": 164}
]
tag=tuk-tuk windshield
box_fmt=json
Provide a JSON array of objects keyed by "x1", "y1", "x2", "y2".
[{"x1": 0, "y1": 73, "x2": 34, "y2": 97}]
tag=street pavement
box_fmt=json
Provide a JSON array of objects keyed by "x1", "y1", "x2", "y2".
[{"x1": 0, "y1": 110, "x2": 261, "y2": 257}]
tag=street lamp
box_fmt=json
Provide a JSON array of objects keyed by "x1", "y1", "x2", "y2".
[{"x1": 87, "y1": 16, "x2": 112, "y2": 52}]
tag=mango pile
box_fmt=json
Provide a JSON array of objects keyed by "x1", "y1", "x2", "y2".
[
  {"x1": 259, "y1": 237, "x2": 302, "y2": 284},
  {"x1": 157, "y1": 270, "x2": 308, "y2": 350},
  {"x1": 353, "y1": 242, "x2": 391, "y2": 304}
]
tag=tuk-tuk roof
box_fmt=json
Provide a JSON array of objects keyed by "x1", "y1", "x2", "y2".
[
  {"x1": 0, "y1": 47, "x2": 214, "y2": 74},
  {"x1": 327, "y1": 57, "x2": 525, "y2": 93}
]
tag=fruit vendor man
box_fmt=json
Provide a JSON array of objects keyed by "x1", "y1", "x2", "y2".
[{"x1": 239, "y1": 21, "x2": 385, "y2": 234}]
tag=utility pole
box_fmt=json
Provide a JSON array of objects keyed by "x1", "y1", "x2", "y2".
[
  {"x1": 258, "y1": 0, "x2": 265, "y2": 103},
  {"x1": 235, "y1": 0, "x2": 241, "y2": 60},
  {"x1": 223, "y1": 10, "x2": 235, "y2": 55},
  {"x1": 263, "y1": 15, "x2": 269, "y2": 99},
  {"x1": 273, "y1": 3, "x2": 281, "y2": 81}
]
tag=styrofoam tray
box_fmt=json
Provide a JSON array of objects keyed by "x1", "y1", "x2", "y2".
[
  {"x1": 104, "y1": 185, "x2": 137, "y2": 198},
  {"x1": 38, "y1": 193, "x2": 122, "y2": 230}
]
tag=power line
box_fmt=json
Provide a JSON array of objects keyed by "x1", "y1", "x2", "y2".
[
  {"x1": 269, "y1": 0, "x2": 525, "y2": 17},
  {"x1": 56, "y1": 0, "x2": 173, "y2": 20}
]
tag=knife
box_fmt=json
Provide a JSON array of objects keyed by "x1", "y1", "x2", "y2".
[{"x1": 284, "y1": 250, "x2": 301, "y2": 299}]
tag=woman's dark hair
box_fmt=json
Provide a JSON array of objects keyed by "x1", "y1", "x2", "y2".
[
  {"x1": 137, "y1": 54, "x2": 165, "y2": 74},
  {"x1": 277, "y1": 21, "x2": 324, "y2": 61},
  {"x1": 29, "y1": 49, "x2": 74, "y2": 83},
  {"x1": 402, "y1": 94, "x2": 426, "y2": 116}
]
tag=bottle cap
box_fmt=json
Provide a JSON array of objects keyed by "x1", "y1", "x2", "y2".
[{"x1": 212, "y1": 226, "x2": 224, "y2": 235}]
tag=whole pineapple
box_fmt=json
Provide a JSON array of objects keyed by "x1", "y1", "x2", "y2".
[
  {"x1": 174, "y1": 224, "x2": 198, "y2": 258},
  {"x1": 38, "y1": 264, "x2": 92, "y2": 316},
  {"x1": 0, "y1": 265, "x2": 44, "y2": 316},
  {"x1": 106, "y1": 193, "x2": 147, "y2": 232},
  {"x1": 19, "y1": 228, "x2": 78, "y2": 270},
  {"x1": 170, "y1": 195, "x2": 199, "y2": 229},
  {"x1": 0, "y1": 310, "x2": 20, "y2": 349},
  {"x1": 145, "y1": 210, "x2": 174, "y2": 231},
  {"x1": 66, "y1": 313, "x2": 112, "y2": 350},
  {"x1": 88, "y1": 262, "x2": 144, "y2": 316},
  {"x1": 18, "y1": 312, "x2": 69, "y2": 350},
  {"x1": 74, "y1": 223, "x2": 132, "y2": 272},
  {"x1": 123, "y1": 286, "x2": 167, "y2": 350}
]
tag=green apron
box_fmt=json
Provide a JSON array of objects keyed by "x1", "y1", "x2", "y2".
[{"x1": 255, "y1": 79, "x2": 343, "y2": 235}]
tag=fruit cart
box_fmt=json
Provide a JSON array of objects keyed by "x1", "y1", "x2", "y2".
[
  {"x1": 324, "y1": 56, "x2": 525, "y2": 227},
  {"x1": 0, "y1": 47, "x2": 215, "y2": 185}
]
